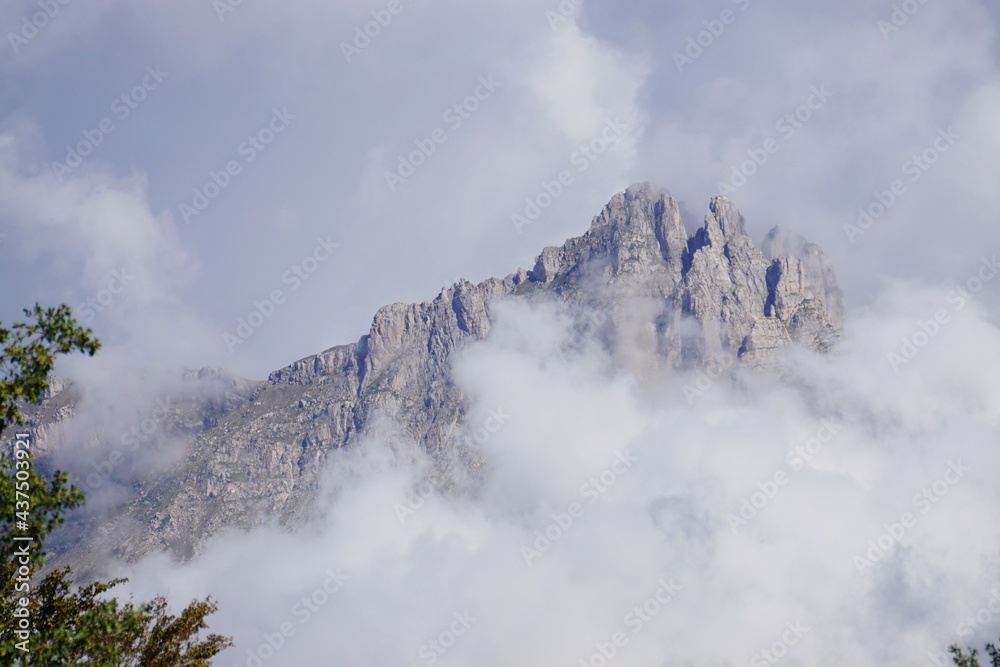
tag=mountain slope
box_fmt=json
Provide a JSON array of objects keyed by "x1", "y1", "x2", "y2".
[{"x1": 43, "y1": 183, "x2": 844, "y2": 568}]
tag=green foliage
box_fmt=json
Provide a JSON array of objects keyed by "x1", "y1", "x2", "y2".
[
  {"x1": 0, "y1": 304, "x2": 100, "y2": 436},
  {"x1": 9, "y1": 567, "x2": 231, "y2": 666},
  {"x1": 0, "y1": 304, "x2": 232, "y2": 664},
  {"x1": 950, "y1": 641, "x2": 1000, "y2": 667},
  {"x1": 1, "y1": 449, "x2": 84, "y2": 585}
]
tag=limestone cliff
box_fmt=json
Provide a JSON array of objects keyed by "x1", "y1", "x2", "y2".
[{"x1": 39, "y1": 183, "x2": 844, "y2": 568}]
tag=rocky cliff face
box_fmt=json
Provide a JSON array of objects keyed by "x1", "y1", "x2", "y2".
[
  {"x1": 525, "y1": 183, "x2": 841, "y2": 367},
  {"x1": 41, "y1": 183, "x2": 844, "y2": 569}
]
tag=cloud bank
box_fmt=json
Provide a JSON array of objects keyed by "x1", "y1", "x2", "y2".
[{"x1": 112, "y1": 288, "x2": 1000, "y2": 667}]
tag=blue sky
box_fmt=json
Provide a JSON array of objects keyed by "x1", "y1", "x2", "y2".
[{"x1": 1, "y1": 0, "x2": 998, "y2": 382}]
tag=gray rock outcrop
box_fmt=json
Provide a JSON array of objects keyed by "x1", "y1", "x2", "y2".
[{"x1": 39, "y1": 183, "x2": 844, "y2": 569}]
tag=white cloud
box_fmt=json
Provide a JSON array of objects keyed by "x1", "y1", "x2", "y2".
[
  {"x1": 0, "y1": 119, "x2": 217, "y2": 395},
  {"x1": 5, "y1": 1, "x2": 1000, "y2": 664},
  {"x1": 113, "y1": 290, "x2": 1000, "y2": 666},
  {"x1": 527, "y1": 21, "x2": 648, "y2": 147}
]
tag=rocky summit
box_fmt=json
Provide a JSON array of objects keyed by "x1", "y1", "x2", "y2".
[{"x1": 35, "y1": 183, "x2": 844, "y2": 570}]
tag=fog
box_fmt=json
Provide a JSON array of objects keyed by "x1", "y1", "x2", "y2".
[
  {"x1": 3, "y1": 0, "x2": 1000, "y2": 664},
  {"x1": 112, "y1": 291, "x2": 1000, "y2": 667}
]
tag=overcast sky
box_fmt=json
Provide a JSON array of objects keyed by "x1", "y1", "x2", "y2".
[
  {"x1": 1, "y1": 0, "x2": 998, "y2": 381},
  {"x1": 7, "y1": 2, "x2": 1000, "y2": 666}
]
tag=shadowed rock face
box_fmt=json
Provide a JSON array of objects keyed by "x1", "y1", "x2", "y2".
[
  {"x1": 40, "y1": 183, "x2": 844, "y2": 567},
  {"x1": 526, "y1": 183, "x2": 841, "y2": 365}
]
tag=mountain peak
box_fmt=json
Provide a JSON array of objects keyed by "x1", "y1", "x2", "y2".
[
  {"x1": 526, "y1": 183, "x2": 842, "y2": 362},
  {"x1": 57, "y1": 183, "x2": 846, "y2": 563}
]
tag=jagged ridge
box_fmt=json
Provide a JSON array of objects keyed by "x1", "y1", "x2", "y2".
[{"x1": 44, "y1": 183, "x2": 844, "y2": 566}]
